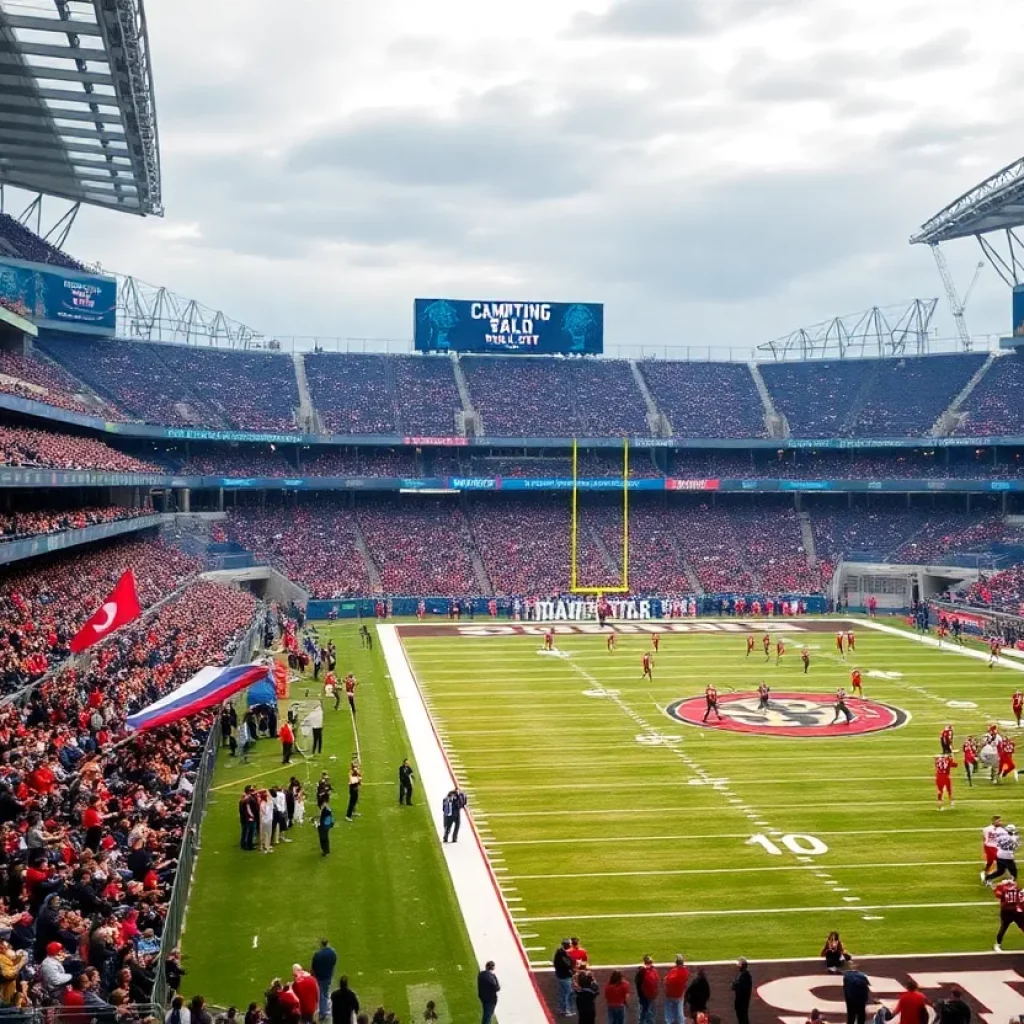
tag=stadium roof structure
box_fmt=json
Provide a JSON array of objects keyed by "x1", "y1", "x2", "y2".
[
  {"x1": 910, "y1": 156, "x2": 1024, "y2": 286},
  {"x1": 757, "y1": 299, "x2": 938, "y2": 361},
  {"x1": 0, "y1": 0, "x2": 162, "y2": 217}
]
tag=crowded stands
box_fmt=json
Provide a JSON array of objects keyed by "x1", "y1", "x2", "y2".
[
  {"x1": 638, "y1": 361, "x2": 768, "y2": 438},
  {"x1": 0, "y1": 213, "x2": 84, "y2": 270},
  {"x1": 355, "y1": 498, "x2": 478, "y2": 596},
  {"x1": 955, "y1": 354, "x2": 1024, "y2": 437},
  {"x1": 222, "y1": 500, "x2": 370, "y2": 598},
  {"x1": 965, "y1": 564, "x2": 1024, "y2": 614},
  {"x1": 0, "y1": 424, "x2": 160, "y2": 473},
  {"x1": 0, "y1": 505, "x2": 153, "y2": 544},
  {"x1": 461, "y1": 356, "x2": 649, "y2": 437},
  {"x1": 303, "y1": 354, "x2": 398, "y2": 434},
  {"x1": 0, "y1": 560, "x2": 256, "y2": 1011},
  {"x1": 36, "y1": 339, "x2": 299, "y2": 432},
  {"x1": 0, "y1": 349, "x2": 111, "y2": 419}
]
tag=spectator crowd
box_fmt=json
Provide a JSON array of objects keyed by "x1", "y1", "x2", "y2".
[{"x1": 0, "y1": 533, "x2": 258, "y2": 1014}]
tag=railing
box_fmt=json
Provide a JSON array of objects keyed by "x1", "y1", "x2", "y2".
[
  {"x1": 0, "y1": 1005, "x2": 163, "y2": 1024},
  {"x1": 151, "y1": 607, "x2": 267, "y2": 1008}
]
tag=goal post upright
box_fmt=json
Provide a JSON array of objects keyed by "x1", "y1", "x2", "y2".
[{"x1": 570, "y1": 436, "x2": 630, "y2": 595}]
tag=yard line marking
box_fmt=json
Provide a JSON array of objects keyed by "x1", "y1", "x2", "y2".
[
  {"x1": 506, "y1": 860, "x2": 978, "y2": 881},
  {"x1": 476, "y1": 796, "x2": 1009, "y2": 818},
  {"x1": 252, "y1": 934, "x2": 259, "y2": 949},
  {"x1": 488, "y1": 825, "x2": 983, "y2": 845},
  {"x1": 517, "y1": 900, "x2": 992, "y2": 923},
  {"x1": 843, "y1": 896, "x2": 862, "y2": 902}
]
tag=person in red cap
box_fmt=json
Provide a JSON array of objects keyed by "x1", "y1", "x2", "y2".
[
  {"x1": 40, "y1": 942, "x2": 73, "y2": 997},
  {"x1": 292, "y1": 965, "x2": 319, "y2": 1024}
]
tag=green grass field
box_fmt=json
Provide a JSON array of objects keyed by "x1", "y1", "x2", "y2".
[
  {"x1": 181, "y1": 623, "x2": 479, "y2": 1021},
  {"x1": 400, "y1": 619, "x2": 1024, "y2": 966}
]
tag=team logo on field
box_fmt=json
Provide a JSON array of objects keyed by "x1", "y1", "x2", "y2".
[{"x1": 664, "y1": 691, "x2": 909, "y2": 737}]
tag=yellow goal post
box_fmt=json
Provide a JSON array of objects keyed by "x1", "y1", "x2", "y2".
[{"x1": 569, "y1": 437, "x2": 630, "y2": 594}]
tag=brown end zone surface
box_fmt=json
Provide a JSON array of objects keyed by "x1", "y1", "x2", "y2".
[
  {"x1": 532, "y1": 955, "x2": 1024, "y2": 1024},
  {"x1": 395, "y1": 618, "x2": 863, "y2": 639}
]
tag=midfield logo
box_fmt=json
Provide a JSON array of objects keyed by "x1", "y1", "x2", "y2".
[{"x1": 664, "y1": 691, "x2": 909, "y2": 737}]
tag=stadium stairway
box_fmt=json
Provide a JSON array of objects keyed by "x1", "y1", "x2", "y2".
[
  {"x1": 798, "y1": 509, "x2": 818, "y2": 568},
  {"x1": 460, "y1": 506, "x2": 494, "y2": 594},
  {"x1": 748, "y1": 362, "x2": 788, "y2": 438},
  {"x1": 352, "y1": 518, "x2": 384, "y2": 593},
  {"x1": 451, "y1": 355, "x2": 482, "y2": 436},
  {"x1": 629, "y1": 360, "x2": 671, "y2": 436},
  {"x1": 588, "y1": 522, "x2": 621, "y2": 578},
  {"x1": 929, "y1": 352, "x2": 997, "y2": 437},
  {"x1": 292, "y1": 352, "x2": 319, "y2": 432},
  {"x1": 839, "y1": 363, "x2": 882, "y2": 434},
  {"x1": 665, "y1": 531, "x2": 704, "y2": 593}
]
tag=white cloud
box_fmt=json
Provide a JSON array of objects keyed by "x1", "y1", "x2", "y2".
[{"x1": 10, "y1": 0, "x2": 1024, "y2": 352}]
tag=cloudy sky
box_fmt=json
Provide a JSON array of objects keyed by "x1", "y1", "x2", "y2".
[{"x1": 15, "y1": 0, "x2": 1024, "y2": 354}]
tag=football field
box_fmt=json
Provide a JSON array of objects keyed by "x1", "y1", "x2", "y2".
[{"x1": 398, "y1": 618, "x2": 1024, "y2": 966}]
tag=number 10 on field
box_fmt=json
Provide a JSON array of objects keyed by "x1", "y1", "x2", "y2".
[{"x1": 747, "y1": 833, "x2": 829, "y2": 856}]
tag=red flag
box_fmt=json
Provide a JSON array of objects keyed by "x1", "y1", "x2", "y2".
[{"x1": 69, "y1": 569, "x2": 142, "y2": 654}]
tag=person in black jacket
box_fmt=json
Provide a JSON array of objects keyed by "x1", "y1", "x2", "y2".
[
  {"x1": 732, "y1": 958, "x2": 752, "y2": 1024},
  {"x1": 574, "y1": 970, "x2": 599, "y2": 1024},
  {"x1": 553, "y1": 940, "x2": 575, "y2": 1017},
  {"x1": 477, "y1": 961, "x2": 500, "y2": 1024},
  {"x1": 330, "y1": 976, "x2": 359, "y2": 1023},
  {"x1": 686, "y1": 968, "x2": 711, "y2": 1018},
  {"x1": 936, "y1": 988, "x2": 971, "y2": 1024}
]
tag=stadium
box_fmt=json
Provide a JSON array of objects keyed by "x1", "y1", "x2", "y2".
[{"x1": 4, "y1": 3, "x2": 1024, "y2": 1024}]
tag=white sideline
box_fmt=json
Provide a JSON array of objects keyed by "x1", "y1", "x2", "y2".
[
  {"x1": 860, "y1": 617, "x2": 1024, "y2": 672},
  {"x1": 378, "y1": 624, "x2": 550, "y2": 1024}
]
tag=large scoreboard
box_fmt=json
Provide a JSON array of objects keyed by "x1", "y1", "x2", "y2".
[
  {"x1": 0, "y1": 257, "x2": 116, "y2": 336},
  {"x1": 414, "y1": 298, "x2": 604, "y2": 354}
]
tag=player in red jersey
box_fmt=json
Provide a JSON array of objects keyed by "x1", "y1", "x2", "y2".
[
  {"x1": 935, "y1": 754, "x2": 957, "y2": 809},
  {"x1": 1013, "y1": 690, "x2": 1023, "y2": 728},
  {"x1": 801, "y1": 646, "x2": 810, "y2": 674},
  {"x1": 775, "y1": 639, "x2": 786, "y2": 665},
  {"x1": 963, "y1": 737, "x2": 979, "y2": 787},
  {"x1": 990, "y1": 639, "x2": 1002, "y2": 668},
  {"x1": 984, "y1": 815, "x2": 1004, "y2": 874},
  {"x1": 703, "y1": 685, "x2": 722, "y2": 723},
  {"x1": 940, "y1": 724, "x2": 954, "y2": 755},
  {"x1": 746, "y1": 636, "x2": 756, "y2": 658},
  {"x1": 652, "y1": 633, "x2": 660, "y2": 653},
  {"x1": 762, "y1": 633, "x2": 771, "y2": 660},
  {"x1": 757, "y1": 681, "x2": 770, "y2": 711},
  {"x1": 543, "y1": 629, "x2": 554, "y2": 651},
  {"x1": 344, "y1": 673, "x2": 357, "y2": 718},
  {"x1": 607, "y1": 633, "x2": 616, "y2": 653},
  {"x1": 641, "y1": 651, "x2": 653, "y2": 680},
  {"x1": 850, "y1": 668, "x2": 863, "y2": 696},
  {"x1": 846, "y1": 630, "x2": 855, "y2": 651},
  {"x1": 997, "y1": 738, "x2": 1018, "y2": 783},
  {"x1": 835, "y1": 632, "x2": 845, "y2": 657},
  {"x1": 993, "y1": 879, "x2": 1024, "y2": 950}
]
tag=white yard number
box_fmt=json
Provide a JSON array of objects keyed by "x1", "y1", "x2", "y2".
[{"x1": 747, "y1": 833, "x2": 829, "y2": 856}]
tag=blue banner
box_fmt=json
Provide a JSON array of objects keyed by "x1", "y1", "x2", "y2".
[
  {"x1": 414, "y1": 298, "x2": 604, "y2": 354},
  {"x1": 0, "y1": 257, "x2": 116, "y2": 336}
]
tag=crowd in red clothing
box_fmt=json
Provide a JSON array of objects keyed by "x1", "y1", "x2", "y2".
[
  {"x1": 0, "y1": 538, "x2": 198, "y2": 694},
  {"x1": 0, "y1": 424, "x2": 160, "y2": 473},
  {"x1": 0, "y1": 532, "x2": 258, "y2": 1012},
  {"x1": 965, "y1": 565, "x2": 1024, "y2": 615},
  {"x1": 0, "y1": 505, "x2": 153, "y2": 544},
  {"x1": 0, "y1": 350, "x2": 114, "y2": 420}
]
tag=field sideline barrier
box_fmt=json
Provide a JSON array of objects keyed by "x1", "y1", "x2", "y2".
[{"x1": 305, "y1": 593, "x2": 828, "y2": 620}]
